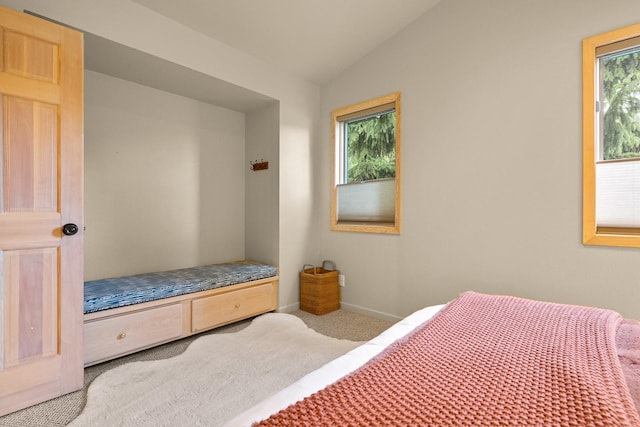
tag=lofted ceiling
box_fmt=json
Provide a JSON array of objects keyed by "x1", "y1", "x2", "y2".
[
  {"x1": 79, "y1": 1, "x2": 441, "y2": 113},
  {"x1": 131, "y1": 0, "x2": 441, "y2": 85}
]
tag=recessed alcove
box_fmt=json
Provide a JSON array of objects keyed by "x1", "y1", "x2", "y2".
[{"x1": 82, "y1": 32, "x2": 279, "y2": 280}]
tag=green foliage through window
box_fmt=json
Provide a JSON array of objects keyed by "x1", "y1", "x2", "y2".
[
  {"x1": 345, "y1": 110, "x2": 396, "y2": 182},
  {"x1": 601, "y1": 49, "x2": 640, "y2": 160}
]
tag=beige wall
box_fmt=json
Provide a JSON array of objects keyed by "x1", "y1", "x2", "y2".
[
  {"x1": 245, "y1": 103, "x2": 280, "y2": 267},
  {"x1": 317, "y1": 0, "x2": 640, "y2": 320},
  {"x1": 0, "y1": 0, "x2": 319, "y2": 310},
  {"x1": 7, "y1": 0, "x2": 639, "y2": 320},
  {"x1": 84, "y1": 71, "x2": 246, "y2": 280}
]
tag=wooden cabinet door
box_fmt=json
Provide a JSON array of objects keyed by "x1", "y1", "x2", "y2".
[{"x1": 0, "y1": 7, "x2": 84, "y2": 415}]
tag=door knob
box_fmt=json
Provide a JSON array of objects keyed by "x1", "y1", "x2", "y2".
[{"x1": 62, "y1": 223, "x2": 79, "y2": 236}]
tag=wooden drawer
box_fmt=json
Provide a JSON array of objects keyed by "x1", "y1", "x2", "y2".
[
  {"x1": 84, "y1": 303, "x2": 183, "y2": 365},
  {"x1": 192, "y1": 282, "x2": 275, "y2": 332}
]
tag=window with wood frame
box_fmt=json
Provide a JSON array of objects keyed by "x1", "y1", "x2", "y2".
[
  {"x1": 583, "y1": 24, "x2": 640, "y2": 247},
  {"x1": 331, "y1": 92, "x2": 401, "y2": 234}
]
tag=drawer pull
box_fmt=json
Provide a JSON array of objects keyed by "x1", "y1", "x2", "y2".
[
  {"x1": 116, "y1": 332, "x2": 127, "y2": 340},
  {"x1": 234, "y1": 303, "x2": 241, "y2": 309}
]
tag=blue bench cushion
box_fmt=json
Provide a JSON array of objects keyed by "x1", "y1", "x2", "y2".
[{"x1": 84, "y1": 261, "x2": 277, "y2": 314}]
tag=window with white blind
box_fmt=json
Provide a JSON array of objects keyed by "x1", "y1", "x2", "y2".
[
  {"x1": 583, "y1": 24, "x2": 640, "y2": 247},
  {"x1": 331, "y1": 93, "x2": 401, "y2": 234}
]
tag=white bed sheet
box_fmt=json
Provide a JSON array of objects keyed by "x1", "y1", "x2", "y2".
[{"x1": 224, "y1": 304, "x2": 446, "y2": 427}]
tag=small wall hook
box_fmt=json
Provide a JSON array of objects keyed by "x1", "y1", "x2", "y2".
[{"x1": 250, "y1": 159, "x2": 269, "y2": 171}]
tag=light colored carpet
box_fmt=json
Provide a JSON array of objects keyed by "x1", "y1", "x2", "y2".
[
  {"x1": 0, "y1": 309, "x2": 393, "y2": 427},
  {"x1": 68, "y1": 313, "x2": 362, "y2": 426}
]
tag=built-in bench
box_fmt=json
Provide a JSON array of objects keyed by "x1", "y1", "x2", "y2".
[{"x1": 83, "y1": 260, "x2": 278, "y2": 366}]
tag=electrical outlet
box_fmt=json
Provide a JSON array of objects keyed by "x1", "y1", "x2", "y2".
[{"x1": 339, "y1": 274, "x2": 345, "y2": 287}]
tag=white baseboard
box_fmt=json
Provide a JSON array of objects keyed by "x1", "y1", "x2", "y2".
[
  {"x1": 339, "y1": 302, "x2": 402, "y2": 323},
  {"x1": 276, "y1": 302, "x2": 300, "y2": 314},
  {"x1": 277, "y1": 301, "x2": 401, "y2": 323}
]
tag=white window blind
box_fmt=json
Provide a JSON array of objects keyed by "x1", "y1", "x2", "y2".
[
  {"x1": 336, "y1": 178, "x2": 395, "y2": 222},
  {"x1": 596, "y1": 160, "x2": 640, "y2": 227}
]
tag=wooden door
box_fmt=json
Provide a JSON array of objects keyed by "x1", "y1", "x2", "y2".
[{"x1": 0, "y1": 7, "x2": 84, "y2": 415}]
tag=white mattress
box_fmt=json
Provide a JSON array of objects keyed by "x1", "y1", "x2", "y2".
[{"x1": 224, "y1": 304, "x2": 446, "y2": 427}]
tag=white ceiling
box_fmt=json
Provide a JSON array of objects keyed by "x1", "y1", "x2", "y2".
[{"x1": 131, "y1": 0, "x2": 441, "y2": 85}]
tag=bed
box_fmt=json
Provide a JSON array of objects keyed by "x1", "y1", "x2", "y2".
[
  {"x1": 225, "y1": 291, "x2": 640, "y2": 426},
  {"x1": 83, "y1": 260, "x2": 278, "y2": 366}
]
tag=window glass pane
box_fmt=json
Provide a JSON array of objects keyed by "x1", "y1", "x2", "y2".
[
  {"x1": 599, "y1": 49, "x2": 640, "y2": 160},
  {"x1": 345, "y1": 110, "x2": 395, "y2": 183}
]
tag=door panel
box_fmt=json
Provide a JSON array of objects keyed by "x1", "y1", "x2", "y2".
[
  {"x1": 0, "y1": 6, "x2": 83, "y2": 416},
  {"x1": 3, "y1": 249, "x2": 58, "y2": 366},
  {"x1": 3, "y1": 29, "x2": 60, "y2": 83},
  {"x1": 3, "y1": 96, "x2": 58, "y2": 212}
]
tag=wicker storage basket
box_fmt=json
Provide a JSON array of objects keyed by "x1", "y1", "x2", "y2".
[{"x1": 300, "y1": 266, "x2": 340, "y2": 315}]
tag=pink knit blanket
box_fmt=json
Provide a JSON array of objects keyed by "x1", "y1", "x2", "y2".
[{"x1": 255, "y1": 292, "x2": 640, "y2": 426}]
